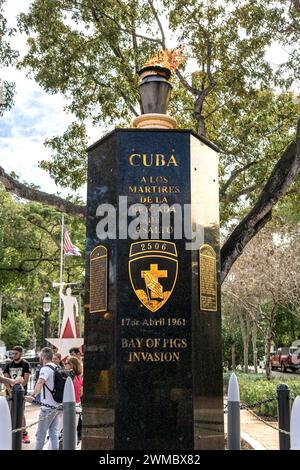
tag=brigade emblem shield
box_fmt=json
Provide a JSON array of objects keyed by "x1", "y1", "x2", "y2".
[{"x1": 129, "y1": 240, "x2": 178, "y2": 312}]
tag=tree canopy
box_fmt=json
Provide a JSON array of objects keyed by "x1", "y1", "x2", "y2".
[
  {"x1": 0, "y1": 187, "x2": 85, "y2": 345},
  {"x1": 1, "y1": 0, "x2": 300, "y2": 282}
]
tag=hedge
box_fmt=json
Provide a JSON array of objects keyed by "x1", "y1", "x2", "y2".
[{"x1": 224, "y1": 371, "x2": 300, "y2": 417}]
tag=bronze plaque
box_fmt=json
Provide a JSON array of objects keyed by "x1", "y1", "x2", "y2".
[
  {"x1": 90, "y1": 245, "x2": 108, "y2": 313},
  {"x1": 199, "y1": 244, "x2": 217, "y2": 312}
]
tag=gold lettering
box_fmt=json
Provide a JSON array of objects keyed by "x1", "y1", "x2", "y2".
[
  {"x1": 142, "y1": 153, "x2": 152, "y2": 166},
  {"x1": 128, "y1": 351, "x2": 180, "y2": 362},
  {"x1": 156, "y1": 154, "x2": 166, "y2": 166},
  {"x1": 129, "y1": 153, "x2": 140, "y2": 166},
  {"x1": 128, "y1": 153, "x2": 178, "y2": 167},
  {"x1": 167, "y1": 154, "x2": 178, "y2": 166}
]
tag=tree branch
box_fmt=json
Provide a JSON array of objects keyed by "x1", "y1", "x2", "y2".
[
  {"x1": 224, "y1": 290, "x2": 265, "y2": 335},
  {"x1": 221, "y1": 183, "x2": 262, "y2": 204},
  {"x1": 132, "y1": 32, "x2": 163, "y2": 44},
  {"x1": 88, "y1": 2, "x2": 162, "y2": 44},
  {"x1": 147, "y1": 0, "x2": 166, "y2": 48},
  {"x1": 292, "y1": 0, "x2": 300, "y2": 12},
  {"x1": 0, "y1": 256, "x2": 59, "y2": 274},
  {"x1": 0, "y1": 166, "x2": 85, "y2": 217},
  {"x1": 93, "y1": 78, "x2": 139, "y2": 116},
  {"x1": 220, "y1": 160, "x2": 259, "y2": 199},
  {"x1": 119, "y1": 89, "x2": 139, "y2": 116},
  {"x1": 175, "y1": 69, "x2": 199, "y2": 96},
  {"x1": 131, "y1": 28, "x2": 139, "y2": 75},
  {"x1": 193, "y1": 32, "x2": 216, "y2": 136},
  {"x1": 204, "y1": 95, "x2": 237, "y2": 119},
  {"x1": 221, "y1": 118, "x2": 300, "y2": 283},
  {"x1": 26, "y1": 219, "x2": 61, "y2": 249}
]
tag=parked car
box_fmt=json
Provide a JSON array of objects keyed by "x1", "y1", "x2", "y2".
[
  {"x1": 5, "y1": 350, "x2": 14, "y2": 360},
  {"x1": 259, "y1": 352, "x2": 275, "y2": 369},
  {"x1": 271, "y1": 346, "x2": 300, "y2": 372},
  {"x1": 24, "y1": 349, "x2": 37, "y2": 359}
]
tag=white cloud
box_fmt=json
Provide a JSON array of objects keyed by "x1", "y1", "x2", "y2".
[
  {"x1": 0, "y1": 1, "x2": 89, "y2": 199},
  {"x1": 0, "y1": 65, "x2": 78, "y2": 195}
]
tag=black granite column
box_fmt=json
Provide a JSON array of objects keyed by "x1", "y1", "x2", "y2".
[{"x1": 82, "y1": 129, "x2": 224, "y2": 450}]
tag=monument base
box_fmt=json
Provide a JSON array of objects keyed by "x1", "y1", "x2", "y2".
[
  {"x1": 132, "y1": 113, "x2": 177, "y2": 129},
  {"x1": 83, "y1": 128, "x2": 224, "y2": 450}
]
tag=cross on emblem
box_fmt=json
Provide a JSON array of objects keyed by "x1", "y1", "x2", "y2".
[{"x1": 141, "y1": 264, "x2": 168, "y2": 299}]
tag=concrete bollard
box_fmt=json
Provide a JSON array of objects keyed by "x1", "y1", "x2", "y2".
[
  {"x1": 0, "y1": 397, "x2": 12, "y2": 450},
  {"x1": 63, "y1": 376, "x2": 76, "y2": 450},
  {"x1": 290, "y1": 396, "x2": 300, "y2": 450},
  {"x1": 277, "y1": 383, "x2": 290, "y2": 450},
  {"x1": 227, "y1": 372, "x2": 240, "y2": 450}
]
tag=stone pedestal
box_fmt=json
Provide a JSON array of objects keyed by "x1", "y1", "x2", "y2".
[
  {"x1": 132, "y1": 113, "x2": 177, "y2": 129},
  {"x1": 82, "y1": 128, "x2": 224, "y2": 450}
]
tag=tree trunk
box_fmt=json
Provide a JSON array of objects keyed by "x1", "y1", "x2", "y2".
[
  {"x1": 290, "y1": 313, "x2": 296, "y2": 340},
  {"x1": 238, "y1": 312, "x2": 249, "y2": 373},
  {"x1": 231, "y1": 342, "x2": 236, "y2": 370},
  {"x1": 265, "y1": 304, "x2": 277, "y2": 379},
  {"x1": 221, "y1": 120, "x2": 300, "y2": 283},
  {"x1": 252, "y1": 321, "x2": 258, "y2": 374},
  {"x1": 265, "y1": 325, "x2": 273, "y2": 380}
]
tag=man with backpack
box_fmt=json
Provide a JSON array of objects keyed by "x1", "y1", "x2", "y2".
[{"x1": 25, "y1": 347, "x2": 67, "y2": 450}]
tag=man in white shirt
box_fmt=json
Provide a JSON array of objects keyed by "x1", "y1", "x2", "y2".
[{"x1": 25, "y1": 347, "x2": 61, "y2": 450}]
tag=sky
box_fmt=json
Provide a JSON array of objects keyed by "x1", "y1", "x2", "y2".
[
  {"x1": 0, "y1": 1, "x2": 292, "y2": 202},
  {"x1": 0, "y1": 0, "x2": 100, "y2": 200}
]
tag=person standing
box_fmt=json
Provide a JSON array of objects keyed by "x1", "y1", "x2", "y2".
[
  {"x1": 53, "y1": 353, "x2": 64, "y2": 368},
  {"x1": 65, "y1": 356, "x2": 83, "y2": 442},
  {"x1": 25, "y1": 347, "x2": 62, "y2": 450},
  {"x1": 3, "y1": 345, "x2": 30, "y2": 444},
  {"x1": 69, "y1": 347, "x2": 82, "y2": 362},
  {"x1": 65, "y1": 357, "x2": 83, "y2": 402}
]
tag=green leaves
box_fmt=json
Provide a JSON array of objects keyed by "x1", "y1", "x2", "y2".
[
  {"x1": 1, "y1": 310, "x2": 32, "y2": 349},
  {"x1": 0, "y1": 0, "x2": 298, "y2": 227},
  {"x1": 0, "y1": 0, "x2": 18, "y2": 115},
  {"x1": 42, "y1": 122, "x2": 88, "y2": 190},
  {"x1": 0, "y1": 186, "x2": 85, "y2": 345},
  {"x1": 224, "y1": 371, "x2": 300, "y2": 418},
  {"x1": 12, "y1": 1, "x2": 299, "y2": 221}
]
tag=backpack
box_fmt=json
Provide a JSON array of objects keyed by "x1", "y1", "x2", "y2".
[{"x1": 43, "y1": 365, "x2": 69, "y2": 403}]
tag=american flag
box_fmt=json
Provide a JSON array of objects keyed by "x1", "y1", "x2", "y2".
[{"x1": 64, "y1": 227, "x2": 81, "y2": 256}]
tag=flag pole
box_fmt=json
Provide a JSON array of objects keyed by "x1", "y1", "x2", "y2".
[{"x1": 58, "y1": 214, "x2": 64, "y2": 336}]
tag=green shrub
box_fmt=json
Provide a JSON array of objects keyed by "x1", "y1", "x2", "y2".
[{"x1": 224, "y1": 372, "x2": 300, "y2": 417}]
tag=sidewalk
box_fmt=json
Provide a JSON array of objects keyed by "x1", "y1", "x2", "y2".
[
  {"x1": 22, "y1": 403, "x2": 41, "y2": 450},
  {"x1": 23, "y1": 404, "x2": 280, "y2": 451},
  {"x1": 224, "y1": 409, "x2": 279, "y2": 450},
  {"x1": 23, "y1": 403, "x2": 81, "y2": 450},
  {"x1": 25, "y1": 404, "x2": 278, "y2": 451}
]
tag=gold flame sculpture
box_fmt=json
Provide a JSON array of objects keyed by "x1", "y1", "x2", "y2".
[{"x1": 143, "y1": 48, "x2": 187, "y2": 73}]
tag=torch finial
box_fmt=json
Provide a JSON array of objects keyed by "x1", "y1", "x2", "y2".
[
  {"x1": 132, "y1": 48, "x2": 186, "y2": 129},
  {"x1": 143, "y1": 48, "x2": 187, "y2": 73}
]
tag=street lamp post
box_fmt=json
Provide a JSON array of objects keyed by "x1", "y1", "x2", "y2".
[{"x1": 42, "y1": 294, "x2": 51, "y2": 348}]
